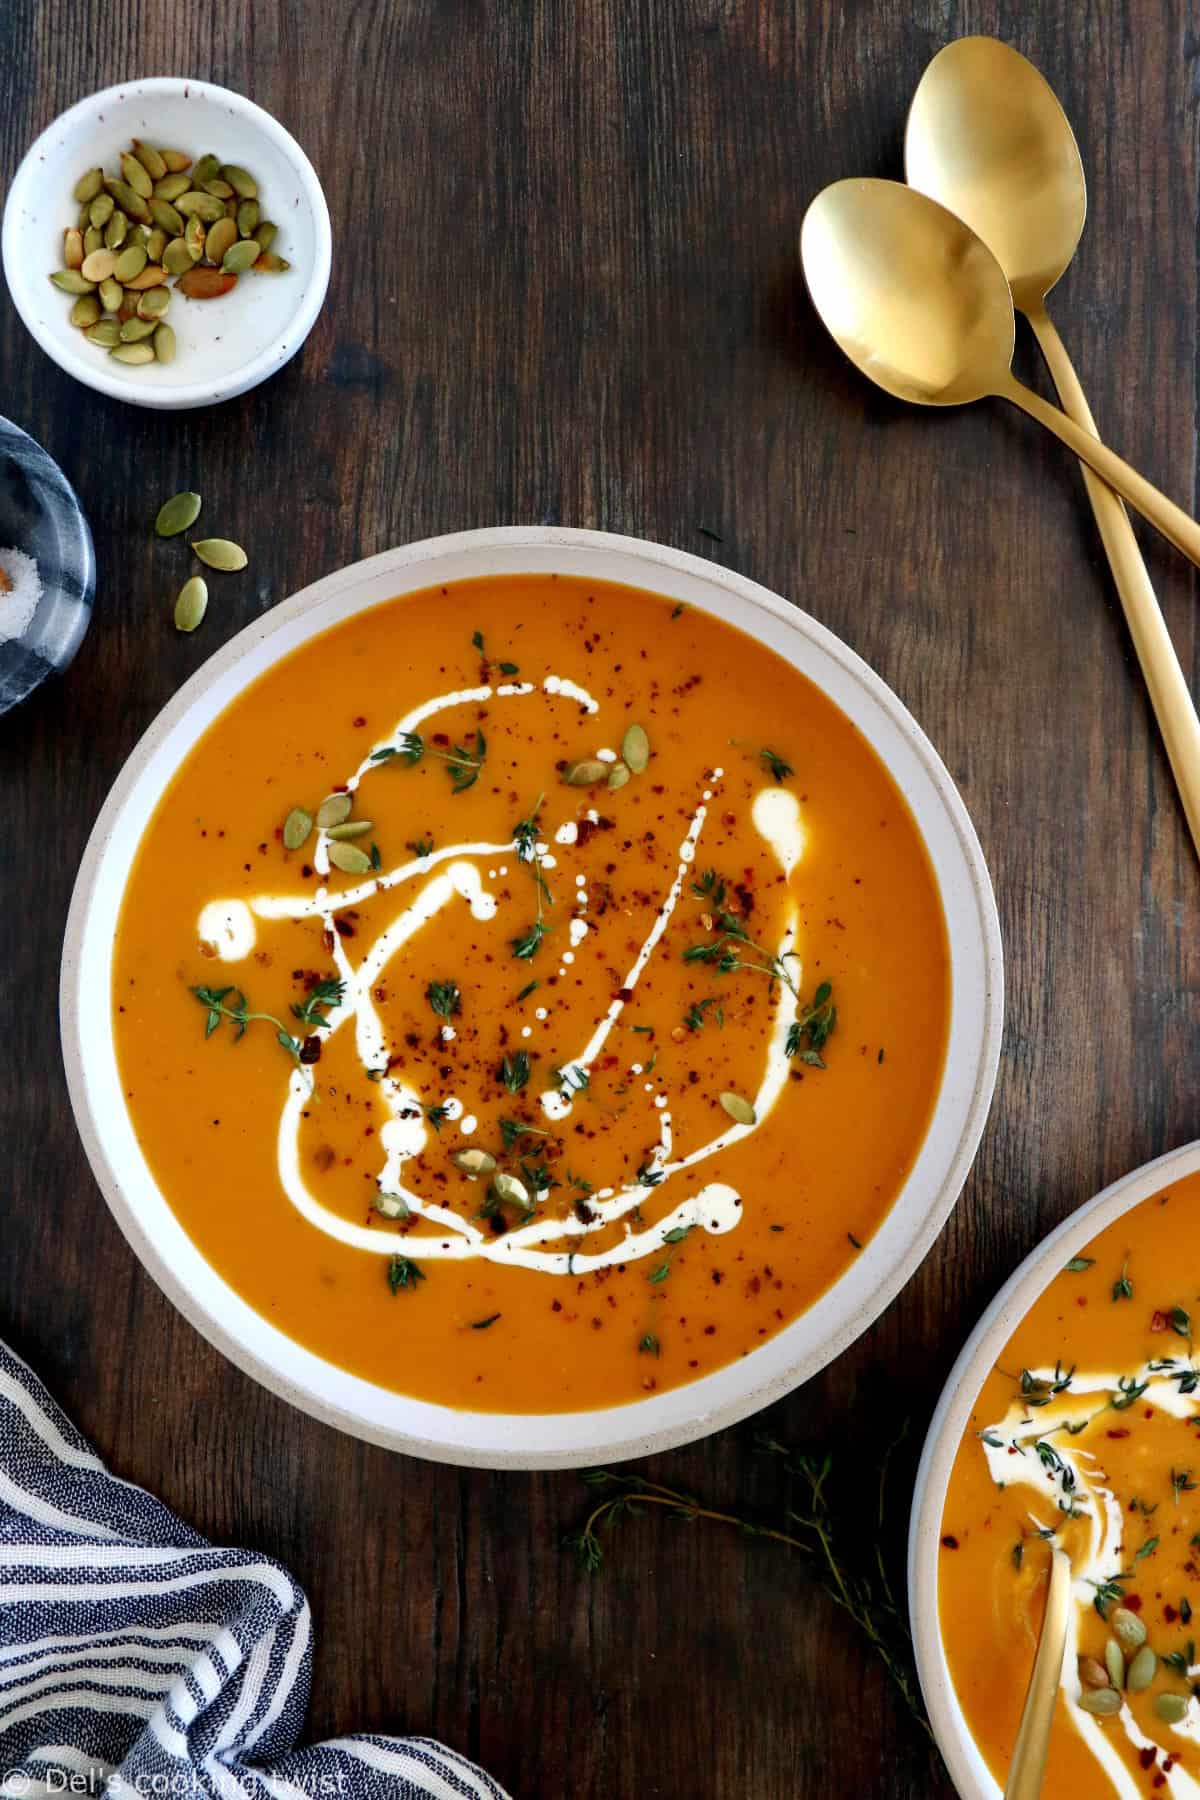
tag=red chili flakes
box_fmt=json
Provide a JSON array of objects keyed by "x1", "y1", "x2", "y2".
[
  {"x1": 576, "y1": 818, "x2": 599, "y2": 848},
  {"x1": 299, "y1": 1036, "x2": 322, "y2": 1065},
  {"x1": 1152, "y1": 1310, "x2": 1171, "y2": 1332},
  {"x1": 941, "y1": 1535, "x2": 959, "y2": 1550},
  {"x1": 352, "y1": 715, "x2": 367, "y2": 728},
  {"x1": 1107, "y1": 1428, "x2": 1131, "y2": 1439},
  {"x1": 1139, "y1": 1748, "x2": 1157, "y2": 1771},
  {"x1": 1164, "y1": 1603, "x2": 1179, "y2": 1622},
  {"x1": 551, "y1": 1299, "x2": 562, "y2": 1313},
  {"x1": 1124, "y1": 1594, "x2": 1143, "y2": 1613}
]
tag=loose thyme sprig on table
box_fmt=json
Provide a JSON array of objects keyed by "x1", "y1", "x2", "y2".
[{"x1": 565, "y1": 1426, "x2": 938, "y2": 1761}]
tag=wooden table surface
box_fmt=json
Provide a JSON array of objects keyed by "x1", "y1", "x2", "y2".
[{"x1": 2, "y1": 3, "x2": 1197, "y2": 1794}]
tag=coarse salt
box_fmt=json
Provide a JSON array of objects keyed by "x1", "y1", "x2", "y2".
[{"x1": 0, "y1": 549, "x2": 43, "y2": 643}]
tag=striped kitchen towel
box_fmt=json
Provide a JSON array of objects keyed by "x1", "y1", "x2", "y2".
[{"x1": 0, "y1": 1339, "x2": 508, "y2": 1800}]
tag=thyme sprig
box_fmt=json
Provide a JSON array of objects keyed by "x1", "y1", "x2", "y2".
[
  {"x1": 192, "y1": 977, "x2": 344, "y2": 1071},
  {"x1": 682, "y1": 902, "x2": 800, "y2": 1001},
  {"x1": 471, "y1": 629, "x2": 520, "y2": 678},
  {"x1": 565, "y1": 1427, "x2": 936, "y2": 1756},
  {"x1": 510, "y1": 795, "x2": 553, "y2": 960},
  {"x1": 370, "y1": 729, "x2": 486, "y2": 793},
  {"x1": 786, "y1": 981, "x2": 837, "y2": 1067}
]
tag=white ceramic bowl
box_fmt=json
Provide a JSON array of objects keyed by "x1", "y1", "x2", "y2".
[
  {"x1": 61, "y1": 527, "x2": 1004, "y2": 1466},
  {"x1": 2, "y1": 79, "x2": 331, "y2": 409},
  {"x1": 908, "y1": 1138, "x2": 1200, "y2": 1797}
]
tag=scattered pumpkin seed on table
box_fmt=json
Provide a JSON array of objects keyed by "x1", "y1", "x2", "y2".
[
  {"x1": 154, "y1": 491, "x2": 202, "y2": 538},
  {"x1": 191, "y1": 539, "x2": 248, "y2": 572},
  {"x1": 173, "y1": 576, "x2": 208, "y2": 633}
]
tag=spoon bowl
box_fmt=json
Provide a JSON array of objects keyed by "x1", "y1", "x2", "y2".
[
  {"x1": 799, "y1": 175, "x2": 1200, "y2": 569},
  {"x1": 905, "y1": 36, "x2": 1086, "y2": 313},
  {"x1": 905, "y1": 35, "x2": 1200, "y2": 861},
  {"x1": 800, "y1": 178, "x2": 1015, "y2": 405}
]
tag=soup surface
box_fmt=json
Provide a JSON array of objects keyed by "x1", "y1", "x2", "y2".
[
  {"x1": 113, "y1": 573, "x2": 950, "y2": 1412},
  {"x1": 940, "y1": 1172, "x2": 1200, "y2": 1797}
]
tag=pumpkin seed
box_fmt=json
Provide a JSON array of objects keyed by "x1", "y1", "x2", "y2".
[
  {"x1": 73, "y1": 166, "x2": 104, "y2": 204},
  {"x1": 1105, "y1": 1637, "x2": 1125, "y2": 1689},
  {"x1": 113, "y1": 243, "x2": 148, "y2": 283},
  {"x1": 153, "y1": 172, "x2": 192, "y2": 202},
  {"x1": 154, "y1": 491, "x2": 202, "y2": 538},
  {"x1": 83, "y1": 226, "x2": 104, "y2": 256},
  {"x1": 204, "y1": 177, "x2": 235, "y2": 200},
  {"x1": 191, "y1": 153, "x2": 221, "y2": 186},
  {"x1": 1112, "y1": 1608, "x2": 1147, "y2": 1651},
  {"x1": 125, "y1": 264, "x2": 167, "y2": 291},
  {"x1": 127, "y1": 222, "x2": 150, "y2": 247},
  {"x1": 221, "y1": 164, "x2": 258, "y2": 198},
  {"x1": 252, "y1": 252, "x2": 290, "y2": 273},
  {"x1": 69, "y1": 293, "x2": 101, "y2": 328},
  {"x1": 236, "y1": 199, "x2": 259, "y2": 238},
  {"x1": 327, "y1": 841, "x2": 372, "y2": 875},
  {"x1": 118, "y1": 293, "x2": 138, "y2": 323},
  {"x1": 373, "y1": 1191, "x2": 409, "y2": 1218},
  {"x1": 1078, "y1": 1656, "x2": 1110, "y2": 1691},
  {"x1": 177, "y1": 267, "x2": 236, "y2": 300},
  {"x1": 492, "y1": 1172, "x2": 530, "y2": 1207},
  {"x1": 316, "y1": 793, "x2": 353, "y2": 830},
  {"x1": 119, "y1": 316, "x2": 157, "y2": 343},
  {"x1": 282, "y1": 807, "x2": 313, "y2": 851},
  {"x1": 720, "y1": 1091, "x2": 757, "y2": 1126},
  {"x1": 77, "y1": 201, "x2": 93, "y2": 230},
  {"x1": 160, "y1": 149, "x2": 193, "y2": 174},
  {"x1": 184, "y1": 215, "x2": 206, "y2": 261},
  {"x1": 622, "y1": 723, "x2": 650, "y2": 772},
  {"x1": 452, "y1": 1149, "x2": 496, "y2": 1178},
  {"x1": 49, "y1": 270, "x2": 96, "y2": 294},
  {"x1": 99, "y1": 276, "x2": 124, "y2": 313},
  {"x1": 132, "y1": 139, "x2": 167, "y2": 180},
  {"x1": 63, "y1": 228, "x2": 84, "y2": 269},
  {"x1": 119, "y1": 152, "x2": 153, "y2": 198},
  {"x1": 1154, "y1": 1693, "x2": 1189, "y2": 1725},
  {"x1": 104, "y1": 178, "x2": 150, "y2": 223},
  {"x1": 85, "y1": 319, "x2": 122, "y2": 348},
  {"x1": 1078, "y1": 1688, "x2": 1122, "y2": 1718},
  {"x1": 204, "y1": 217, "x2": 238, "y2": 266},
  {"x1": 221, "y1": 238, "x2": 259, "y2": 274},
  {"x1": 136, "y1": 286, "x2": 171, "y2": 321},
  {"x1": 1126, "y1": 1646, "x2": 1157, "y2": 1692},
  {"x1": 563, "y1": 759, "x2": 609, "y2": 786},
  {"x1": 224, "y1": 197, "x2": 239, "y2": 219},
  {"x1": 252, "y1": 220, "x2": 277, "y2": 252},
  {"x1": 163, "y1": 236, "x2": 193, "y2": 275},
  {"x1": 153, "y1": 322, "x2": 176, "y2": 364},
  {"x1": 104, "y1": 209, "x2": 128, "y2": 250},
  {"x1": 190, "y1": 538, "x2": 248, "y2": 571},
  {"x1": 149, "y1": 197, "x2": 184, "y2": 236},
  {"x1": 110, "y1": 341, "x2": 155, "y2": 366},
  {"x1": 325, "y1": 820, "x2": 374, "y2": 841},
  {"x1": 89, "y1": 192, "x2": 115, "y2": 228},
  {"x1": 173, "y1": 575, "x2": 208, "y2": 631},
  {"x1": 607, "y1": 761, "x2": 631, "y2": 791},
  {"x1": 80, "y1": 248, "x2": 116, "y2": 283},
  {"x1": 176, "y1": 190, "x2": 226, "y2": 223},
  {"x1": 146, "y1": 228, "x2": 167, "y2": 264}
]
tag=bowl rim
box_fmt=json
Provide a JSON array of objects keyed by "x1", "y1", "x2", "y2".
[
  {"x1": 60, "y1": 524, "x2": 1004, "y2": 1466},
  {"x1": 1, "y1": 76, "x2": 332, "y2": 409},
  {"x1": 907, "y1": 1137, "x2": 1200, "y2": 1798}
]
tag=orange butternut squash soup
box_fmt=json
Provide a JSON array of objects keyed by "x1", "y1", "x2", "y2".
[
  {"x1": 940, "y1": 1173, "x2": 1200, "y2": 1797},
  {"x1": 112, "y1": 574, "x2": 950, "y2": 1412}
]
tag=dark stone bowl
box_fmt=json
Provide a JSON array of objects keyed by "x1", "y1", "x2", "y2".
[{"x1": 0, "y1": 415, "x2": 94, "y2": 715}]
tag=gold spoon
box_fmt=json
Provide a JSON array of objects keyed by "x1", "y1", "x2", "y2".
[
  {"x1": 1005, "y1": 1547, "x2": 1072, "y2": 1800},
  {"x1": 799, "y1": 178, "x2": 1200, "y2": 568},
  {"x1": 906, "y1": 35, "x2": 1200, "y2": 860}
]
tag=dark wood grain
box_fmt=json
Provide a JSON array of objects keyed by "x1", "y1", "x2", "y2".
[{"x1": 2, "y1": 3, "x2": 1198, "y2": 1794}]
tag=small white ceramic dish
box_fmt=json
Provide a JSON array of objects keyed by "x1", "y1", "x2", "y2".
[
  {"x1": 61, "y1": 527, "x2": 1003, "y2": 1467},
  {"x1": 908, "y1": 1138, "x2": 1200, "y2": 1797},
  {"x1": 2, "y1": 78, "x2": 331, "y2": 410}
]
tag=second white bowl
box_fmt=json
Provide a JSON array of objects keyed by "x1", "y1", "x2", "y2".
[{"x1": 2, "y1": 78, "x2": 331, "y2": 410}]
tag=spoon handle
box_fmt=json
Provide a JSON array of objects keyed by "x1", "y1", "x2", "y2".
[
  {"x1": 1023, "y1": 304, "x2": 1200, "y2": 862},
  {"x1": 1004, "y1": 1547, "x2": 1072, "y2": 1800},
  {"x1": 996, "y1": 371, "x2": 1200, "y2": 570}
]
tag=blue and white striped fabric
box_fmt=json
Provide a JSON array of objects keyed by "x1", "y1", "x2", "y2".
[{"x1": 0, "y1": 1340, "x2": 508, "y2": 1800}]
